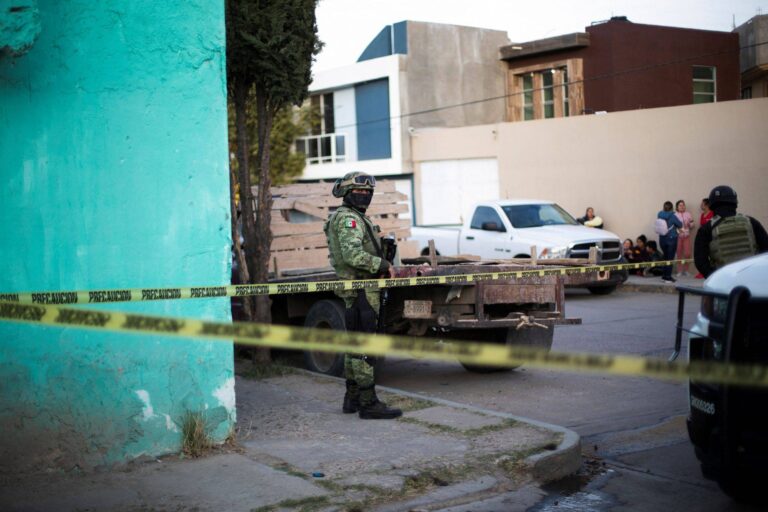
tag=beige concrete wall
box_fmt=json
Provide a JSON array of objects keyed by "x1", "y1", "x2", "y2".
[{"x1": 411, "y1": 98, "x2": 768, "y2": 242}]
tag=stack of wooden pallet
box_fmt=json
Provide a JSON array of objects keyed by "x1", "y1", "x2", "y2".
[{"x1": 253, "y1": 181, "x2": 417, "y2": 275}]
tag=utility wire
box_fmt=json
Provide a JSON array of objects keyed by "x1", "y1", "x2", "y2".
[{"x1": 323, "y1": 40, "x2": 768, "y2": 132}]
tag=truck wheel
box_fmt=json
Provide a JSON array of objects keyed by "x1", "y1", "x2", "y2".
[
  {"x1": 302, "y1": 300, "x2": 347, "y2": 377},
  {"x1": 587, "y1": 285, "x2": 617, "y2": 295},
  {"x1": 301, "y1": 300, "x2": 385, "y2": 379},
  {"x1": 460, "y1": 327, "x2": 554, "y2": 373}
]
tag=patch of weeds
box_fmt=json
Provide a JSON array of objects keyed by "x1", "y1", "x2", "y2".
[
  {"x1": 378, "y1": 393, "x2": 434, "y2": 412},
  {"x1": 343, "y1": 501, "x2": 366, "y2": 512},
  {"x1": 251, "y1": 495, "x2": 330, "y2": 512},
  {"x1": 218, "y1": 420, "x2": 245, "y2": 453},
  {"x1": 397, "y1": 416, "x2": 518, "y2": 437},
  {"x1": 397, "y1": 416, "x2": 460, "y2": 435},
  {"x1": 314, "y1": 479, "x2": 343, "y2": 492},
  {"x1": 180, "y1": 411, "x2": 213, "y2": 458},
  {"x1": 273, "y1": 462, "x2": 309, "y2": 479},
  {"x1": 463, "y1": 418, "x2": 518, "y2": 437},
  {"x1": 326, "y1": 482, "x2": 400, "y2": 511},
  {"x1": 495, "y1": 436, "x2": 563, "y2": 477},
  {"x1": 237, "y1": 358, "x2": 297, "y2": 380},
  {"x1": 280, "y1": 496, "x2": 331, "y2": 512},
  {"x1": 402, "y1": 466, "x2": 462, "y2": 494}
]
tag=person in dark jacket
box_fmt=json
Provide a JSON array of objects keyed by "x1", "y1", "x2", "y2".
[
  {"x1": 657, "y1": 201, "x2": 683, "y2": 282},
  {"x1": 694, "y1": 185, "x2": 768, "y2": 278}
]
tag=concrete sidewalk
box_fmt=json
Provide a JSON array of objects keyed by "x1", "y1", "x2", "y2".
[
  {"x1": 1, "y1": 370, "x2": 581, "y2": 512},
  {"x1": 619, "y1": 272, "x2": 703, "y2": 294}
]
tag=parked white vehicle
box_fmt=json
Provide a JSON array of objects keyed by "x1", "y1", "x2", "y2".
[
  {"x1": 410, "y1": 199, "x2": 628, "y2": 294},
  {"x1": 675, "y1": 253, "x2": 768, "y2": 503}
]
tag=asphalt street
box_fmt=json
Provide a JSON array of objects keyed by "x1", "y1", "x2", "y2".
[{"x1": 377, "y1": 289, "x2": 763, "y2": 511}]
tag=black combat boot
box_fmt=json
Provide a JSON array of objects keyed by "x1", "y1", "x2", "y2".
[
  {"x1": 358, "y1": 384, "x2": 402, "y2": 420},
  {"x1": 343, "y1": 379, "x2": 360, "y2": 414}
]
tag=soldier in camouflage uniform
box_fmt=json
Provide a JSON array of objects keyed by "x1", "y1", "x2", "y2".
[
  {"x1": 694, "y1": 185, "x2": 768, "y2": 278},
  {"x1": 324, "y1": 172, "x2": 402, "y2": 419}
]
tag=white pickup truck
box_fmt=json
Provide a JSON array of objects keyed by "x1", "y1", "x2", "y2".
[{"x1": 410, "y1": 199, "x2": 628, "y2": 294}]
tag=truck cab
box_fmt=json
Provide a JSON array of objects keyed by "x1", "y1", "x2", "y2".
[
  {"x1": 461, "y1": 200, "x2": 622, "y2": 261},
  {"x1": 411, "y1": 200, "x2": 627, "y2": 294},
  {"x1": 676, "y1": 253, "x2": 768, "y2": 503}
]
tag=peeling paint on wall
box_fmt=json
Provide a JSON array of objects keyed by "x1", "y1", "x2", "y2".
[
  {"x1": 135, "y1": 390, "x2": 155, "y2": 421},
  {"x1": 0, "y1": 0, "x2": 41, "y2": 57},
  {"x1": 213, "y1": 377, "x2": 236, "y2": 416}
]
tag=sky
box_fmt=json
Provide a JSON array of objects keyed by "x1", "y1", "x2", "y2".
[{"x1": 313, "y1": 0, "x2": 767, "y2": 71}]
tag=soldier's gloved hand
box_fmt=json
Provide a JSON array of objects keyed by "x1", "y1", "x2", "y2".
[{"x1": 378, "y1": 259, "x2": 395, "y2": 278}]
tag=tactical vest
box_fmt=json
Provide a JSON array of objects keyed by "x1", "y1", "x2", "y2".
[
  {"x1": 324, "y1": 205, "x2": 382, "y2": 279},
  {"x1": 709, "y1": 214, "x2": 758, "y2": 268}
]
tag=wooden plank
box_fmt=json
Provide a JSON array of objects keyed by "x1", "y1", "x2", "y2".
[
  {"x1": 568, "y1": 58, "x2": 584, "y2": 117},
  {"x1": 270, "y1": 182, "x2": 334, "y2": 197},
  {"x1": 271, "y1": 222, "x2": 326, "y2": 236},
  {"x1": 533, "y1": 73, "x2": 543, "y2": 120},
  {"x1": 398, "y1": 240, "x2": 420, "y2": 259},
  {"x1": 372, "y1": 191, "x2": 408, "y2": 203},
  {"x1": 271, "y1": 191, "x2": 407, "y2": 211},
  {"x1": 271, "y1": 220, "x2": 410, "y2": 239},
  {"x1": 270, "y1": 248, "x2": 330, "y2": 272},
  {"x1": 376, "y1": 218, "x2": 412, "y2": 232},
  {"x1": 250, "y1": 181, "x2": 411, "y2": 272},
  {"x1": 258, "y1": 180, "x2": 397, "y2": 198},
  {"x1": 271, "y1": 233, "x2": 328, "y2": 251},
  {"x1": 428, "y1": 240, "x2": 438, "y2": 269},
  {"x1": 484, "y1": 283, "x2": 556, "y2": 305},
  {"x1": 366, "y1": 203, "x2": 408, "y2": 216},
  {"x1": 553, "y1": 68, "x2": 564, "y2": 118},
  {"x1": 272, "y1": 196, "x2": 337, "y2": 210},
  {"x1": 293, "y1": 201, "x2": 328, "y2": 221},
  {"x1": 508, "y1": 71, "x2": 521, "y2": 122}
]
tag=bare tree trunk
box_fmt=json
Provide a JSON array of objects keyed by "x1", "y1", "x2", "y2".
[
  {"x1": 229, "y1": 166, "x2": 253, "y2": 321},
  {"x1": 253, "y1": 87, "x2": 274, "y2": 323},
  {"x1": 232, "y1": 79, "x2": 259, "y2": 326}
]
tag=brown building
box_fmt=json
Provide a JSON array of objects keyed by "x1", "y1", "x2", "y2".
[
  {"x1": 500, "y1": 17, "x2": 740, "y2": 122},
  {"x1": 734, "y1": 14, "x2": 768, "y2": 99}
]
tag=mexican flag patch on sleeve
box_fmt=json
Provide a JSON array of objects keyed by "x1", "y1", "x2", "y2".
[{"x1": 344, "y1": 218, "x2": 357, "y2": 228}]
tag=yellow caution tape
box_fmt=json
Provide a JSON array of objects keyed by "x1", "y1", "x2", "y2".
[
  {"x1": 1, "y1": 298, "x2": 765, "y2": 388},
  {"x1": 0, "y1": 259, "x2": 692, "y2": 306}
]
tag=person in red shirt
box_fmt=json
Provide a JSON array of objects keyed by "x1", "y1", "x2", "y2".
[
  {"x1": 699, "y1": 198, "x2": 714, "y2": 226},
  {"x1": 695, "y1": 198, "x2": 714, "y2": 279}
]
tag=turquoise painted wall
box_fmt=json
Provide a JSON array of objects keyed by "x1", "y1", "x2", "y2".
[{"x1": 0, "y1": 1, "x2": 234, "y2": 471}]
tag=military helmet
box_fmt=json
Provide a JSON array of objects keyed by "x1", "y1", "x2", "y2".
[
  {"x1": 332, "y1": 172, "x2": 376, "y2": 198},
  {"x1": 708, "y1": 185, "x2": 738, "y2": 209}
]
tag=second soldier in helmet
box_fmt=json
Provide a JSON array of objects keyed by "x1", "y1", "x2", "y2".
[
  {"x1": 324, "y1": 172, "x2": 402, "y2": 419},
  {"x1": 694, "y1": 185, "x2": 768, "y2": 278}
]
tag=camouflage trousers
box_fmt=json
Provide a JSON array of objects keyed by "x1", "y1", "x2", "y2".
[{"x1": 338, "y1": 289, "x2": 380, "y2": 405}]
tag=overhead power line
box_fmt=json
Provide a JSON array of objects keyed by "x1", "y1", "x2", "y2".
[{"x1": 326, "y1": 40, "x2": 768, "y2": 132}]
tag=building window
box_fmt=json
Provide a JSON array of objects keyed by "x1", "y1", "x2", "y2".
[
  {"x1": 296, "y1": 92, "x2": 346, "y2": 164},
  {"x1": 562, "y1": 68, "x2": 570, "y2": 117},
  {"x1": 542, "y1": 71, "x2": 555, "y2": 118},
  {"x1": 741, "y1": 86, "x2": 752, "y2": 99},
  {"x1": 692, "y1": 66, "x2": 716, "y2": 104},
  {"x1": 514, "y1": 66, "x2": 572, "y2": 121},
  {"x1": 507, "y1": 59, "x2": 583, "y2": 122},
  {"x1": 522, "y1": 74, "x2": 534, "y2": 120}
]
